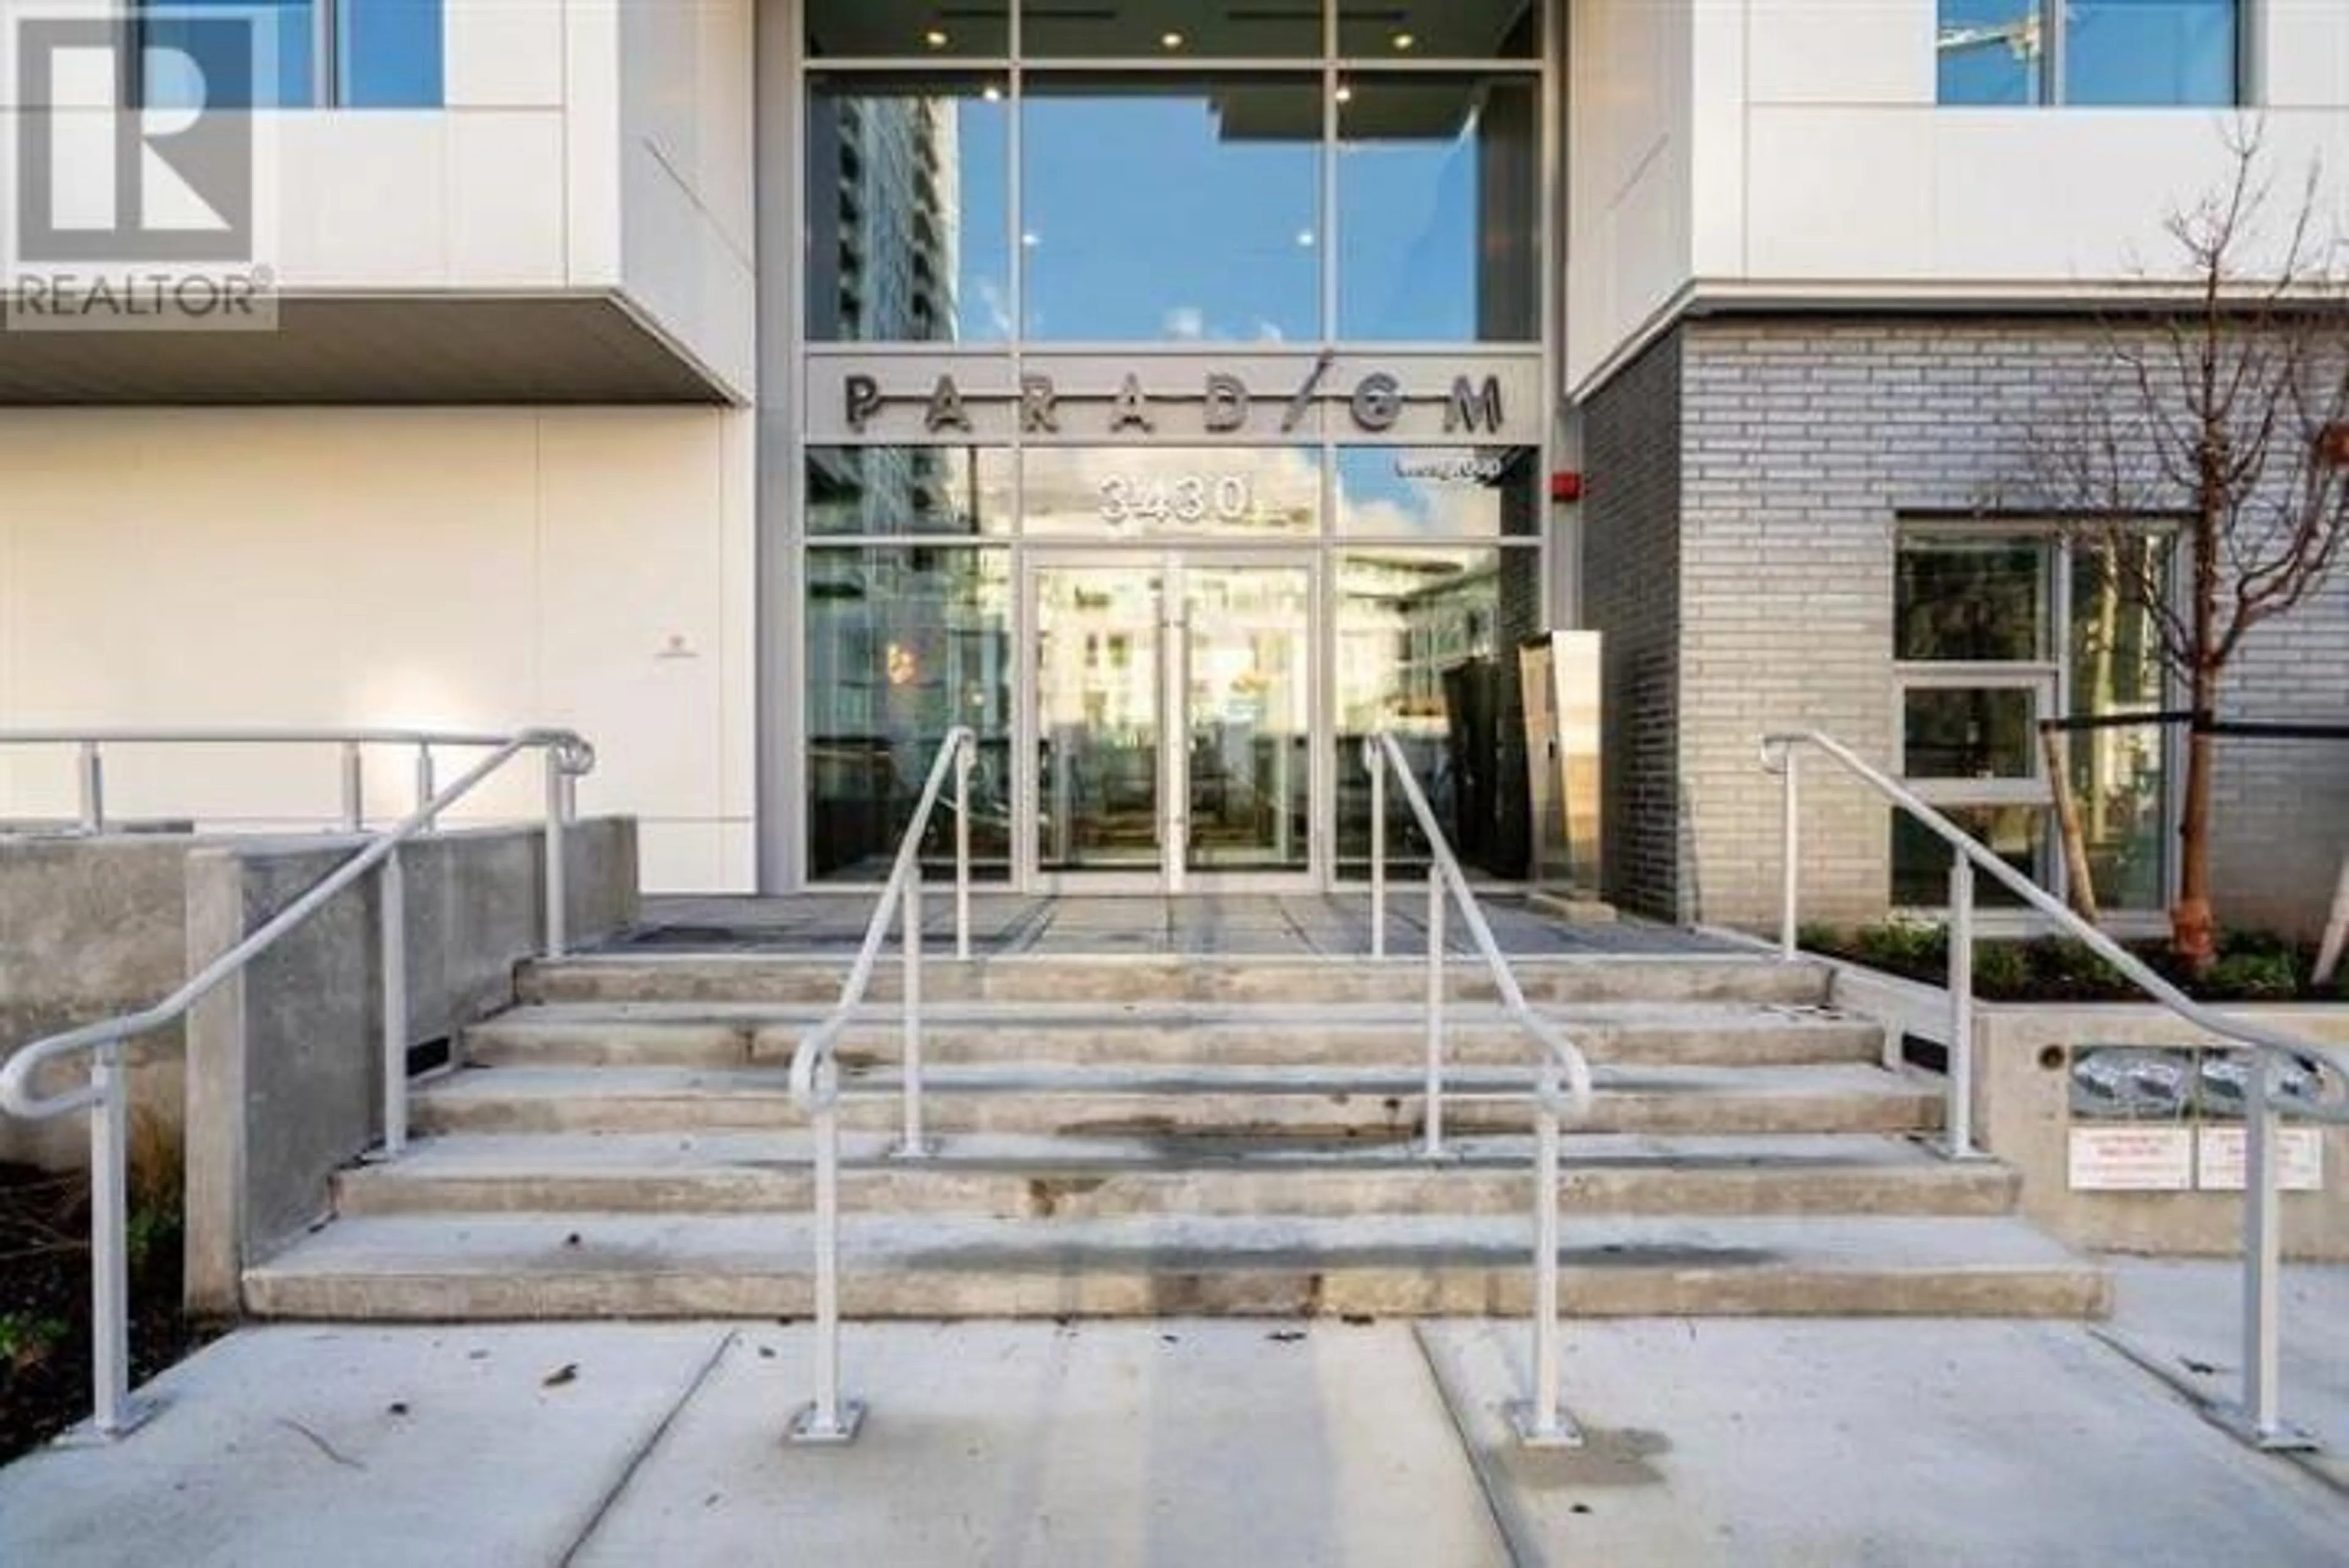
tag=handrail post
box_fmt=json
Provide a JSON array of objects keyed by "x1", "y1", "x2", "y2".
[
  {"x1": 89, "y1": 1041, "x2": 135, "y2": 1438},
  {"x1": 1778, "y1": 742, "x2": 1800, "y2": 959},
  {"x1": 340, "y1": 741, "x2": 365, "y2": 833},
  {"x1": 2240, "y1": 1049, "x2": 2288, "y2": 1445},
  {"x1": 955, "y1": 737, "x2": 973, "y2": 962},
  {"x1": 380, "y1": 850, "x2": 409, "y2": 1159},
  {"x1": 897, "y1": 870, "x2": 930, "y2": 1158},
  {"x1": 1371, "y1": 746, "x2": 1388, "y2": 959},
  {"x1": 78, "y1": 742, "x2": 105, "y2": 835},
  {"x1": 1945, "y1": 852, "x2": 1976, "y2": 1159},
  {"x1": 789, "y1": 1060, "x2": 864, "y2": 1444},
  {"x1": 543, "y1": 747, "x2": 568, "y2": 959},
  {"x1": 414, "y1": 744, "x2": 436, "y2": 832},
  {"x1": 1510, "y1": 1065, "x2": 1579, "y2": 1448},
  {"x1": 1424, "y1": 874, "x2": 1446, "y2": 1159}
]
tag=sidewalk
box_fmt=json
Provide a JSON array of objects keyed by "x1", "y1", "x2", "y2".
[{"x1": 3, "y1": 1265, "x2": 2344, "y2": 1566}]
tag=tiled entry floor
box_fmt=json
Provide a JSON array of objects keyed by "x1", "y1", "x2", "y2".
[{"x1": 612, "y1": 895, "x2": 1740, "y2": 958}]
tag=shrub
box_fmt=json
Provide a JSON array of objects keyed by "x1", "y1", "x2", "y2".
[
  {"x1": 1850, "y1": 919, "x2": 1947, "y2": 977},
  {"x1": 2205, "y1": 949, "x2": 2301, "y2": 1001},
  {"x1": 1973, "y1": 942, "x2": 2032, "y2": 996}
]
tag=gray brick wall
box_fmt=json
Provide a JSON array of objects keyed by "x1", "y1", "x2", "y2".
[
  {"x1": 1583, "y1": 316, "x2": 2349, "y2": 937},
  {"x1": 1582, "y1": 333, "x2": 1683, "y2": 919}
]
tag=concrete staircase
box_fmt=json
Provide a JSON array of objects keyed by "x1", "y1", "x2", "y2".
[{"x1": 245, "y1": 953, "x2": 2113, "y2": 1320}]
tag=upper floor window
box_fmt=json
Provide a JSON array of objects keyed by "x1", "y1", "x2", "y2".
[
  {"x1": 138, "y1": 0, "x2": 443, "y2": 109},
  {"x1": 1937, "y1": 0, "x2": 2238, "y2": 108}
]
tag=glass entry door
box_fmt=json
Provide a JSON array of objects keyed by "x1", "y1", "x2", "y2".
[{"x1": 1029, "y1": 555, "x2": 1313, "y2": 890}]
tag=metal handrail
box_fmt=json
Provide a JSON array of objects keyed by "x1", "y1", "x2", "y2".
[
  {"x1": 1764, "y1": 726, "x2": 2348, "y2": 1449},
  {"x1": 0, "y1": 726, "x2": 595, "y2": 1440},
  {"x1": 0, "y1": 727, "x2": 593, "y2": 837},
  {"x1": 1362, "y1": 731, "x2": 1597, "y2": 1448},
  {"x1": 786, "y1": 728, "x2": 976, "y2": 1444}
]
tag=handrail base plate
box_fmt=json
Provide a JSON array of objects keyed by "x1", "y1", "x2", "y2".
[
  {"x1": 787, "y1": 1399, "x2": 868, "y2": 1446},
  {"x1": 55, "y1": 1394, "x2": 166, "y2": 1448},
  {"x1": 1505, "y1": 1399, "x2": 1585, "y2": 1450},
  {"x1": 2213, "y1": 1405, "x2": 2320, "y2": 1454}
]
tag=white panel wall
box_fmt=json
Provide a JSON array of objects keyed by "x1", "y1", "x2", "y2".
[
  {"x1": 0, "y1": 409, "x2": 760, "y2": 893},
  {"x1": 0, "y1": 0, "x2": 754, "y2": 384},
  {"x1": 1569, "y1": 0, "x2": 2349, "y2": 390},
  {"x1": 1565, "y1": 0, "x2": 1694, "y2": 390},
  {"x1": 617, "y1": 0, "x2": 757, "y2": 396}
]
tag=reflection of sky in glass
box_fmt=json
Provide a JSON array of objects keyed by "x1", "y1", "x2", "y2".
[
  {"x1": 1938, "y1": 0, "x2": 2041, "y2": 105},
  {"x1": 2067, "y1": 1, "x2": 2235, "y2": 107},
  {"x1": 143, "y1": 1, "x2": 447, "y2": 108},
  {"x1": 1939, "y1": 0, "x2": 2238, "y2": 106},
  {"x1": 1336, "y1": 448, "x2": 1529, "y2": 537},
  {"x1": 341, "y1": 0, "x2": 446, "y2": 109},
  {"x1": 1022, "y1": 84, "x2": 1321, "y2": 342},
  {"x1": 145, "y1": 0, "x2": 311, "y2": 108},
  {"x1": 1339, "y1": 87, "x2": 1485, "y2": 341},
  {"x1": 956, "y1": 98, "x2": 1013, "y2": 339}
]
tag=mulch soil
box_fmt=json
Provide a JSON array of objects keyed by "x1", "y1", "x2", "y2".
[{"x1": 0, "y1": 1162, "x2": 213, "y2": 1463}]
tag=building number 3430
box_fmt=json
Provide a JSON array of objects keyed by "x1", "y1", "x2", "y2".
[{"x1": 1097, "y1": 474, "x2": 1255, "y2": 527}]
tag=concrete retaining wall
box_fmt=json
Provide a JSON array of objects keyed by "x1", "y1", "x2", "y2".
[
  {"x1": 172, "y1": 819, "x2": 638, "y2": 1316},
  {"x1": 1972, "y1": 1005, "x2": 2349, "y2": 1262},
  {"x1": 0, "y1": 837, "x2": 210, "y2": 1169},
  {"x1": 1827, "y1": 963, "x2": 2349, "y2": 1260}
]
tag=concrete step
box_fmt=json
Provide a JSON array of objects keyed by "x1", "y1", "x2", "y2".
[
  {"x1": 461, "y1": 1001, "x2": 1883, "y2": 1073},
  {"x1": 517, "y1": 954, "x2": 1831, "y2": 1010},
  {"x1": 333, "y1": 1131, "x2": 2019, "y2": 1220},
  {"x1": 243, "y1": 1211, "x2": 2112, "y2": 1321},
  {"x1": 407, "y1": 1062, "x2": 1945, "y2": 1139}
]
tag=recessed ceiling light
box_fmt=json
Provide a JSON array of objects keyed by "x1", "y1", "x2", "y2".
[
  {"x1": 923, "y1": 28, "x2": 949, "y2": 49},
  {"x1": 1334, "y1": 84, "x2": 1354, "y2": 103},
  {"x1": 981, "y1": 83, "x2": 1003, "y2": 102},
  {"x1": 1392, "y1": 32, "x2": 1417, "y2": 51},
  {"x1": 1161, "y1": 31, "x2": 1187, "y2": 50}
]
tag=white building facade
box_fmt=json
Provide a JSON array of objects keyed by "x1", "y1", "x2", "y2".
[{"x1": 1, "y1": 1, "x2": 2345, "y2": 930}]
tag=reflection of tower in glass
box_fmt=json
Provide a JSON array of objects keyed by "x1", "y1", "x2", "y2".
[{"x1": 812, "y1": 90, "x2": 957, "y2": 344}]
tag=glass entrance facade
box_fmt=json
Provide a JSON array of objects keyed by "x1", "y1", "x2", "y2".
[{"x1": 788, "y1": 0, "x2": 1554, "y2": 890}]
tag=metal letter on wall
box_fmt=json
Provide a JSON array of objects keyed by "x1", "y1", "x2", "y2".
[
  {"x1": 926, "y1": 374, "x2": 973, "y2": 434},
  {"x1": 1349, "y1": 372, "x2": 1403, "y2": 432},
  {"x1": 1202, "y1": 372, "x2": 1249, "y2": 434},
  {"x1": 1110, "y1": 373, "x2": 1155, "y2": 433},
  {"x1": 1445, "y1": 375, "x2": 1505, "y2": 435},
  {"x1": 844, "y1": 374, "x2": 881, "y2": 432},
  {"x1": 1022, "y1": 374, "x2": 1060, "y2": 434}
]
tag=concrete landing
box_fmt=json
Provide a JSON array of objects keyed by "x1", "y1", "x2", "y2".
[
  {"x1": 620, "y1": 893, "x2": 1732, "y2": 959},
  {"x1": 7, "y1": 1278, "x2": 2348, "y2": 1567}
]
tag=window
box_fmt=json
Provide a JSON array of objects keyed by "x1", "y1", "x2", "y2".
[
  {"x1": 1337, "y1": 75, "x2": 1540, "y2": 342},
  {"x1": 1892, "y1": 528, "x2": 2176, "y2": 914},
  {"x1": 1937, "y1": 0, "x2": 2238, "y2": 107},
  {"x1": 1022, "y1": 75, "x2": 1323, "y2": 342},
  {"x1": 137, "y1": 1, "x2": 443, "y2": 109},
  {"x1": 806, "y1": 73, "x2": 1011, "y2": 344}
]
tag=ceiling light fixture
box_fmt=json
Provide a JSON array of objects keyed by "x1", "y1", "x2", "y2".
[
  {"x1": 1161, "y1": 31, "x2": 1187, "y2": 50},
  {"x1": 923, "y1": 27, "x2": 949, "y2": 49},
  {"x1": 1334, "y1": 83, "x2": 1354, "y2": 103},
  {"x1": 982, "y1": 83, "x2": 1003, "y2": 101},
  {"x1": 1392, "y1": 32, "x2": 1417, "y2": 51}
]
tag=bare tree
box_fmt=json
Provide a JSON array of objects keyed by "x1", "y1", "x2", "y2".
[{"x1": 2032, "y1": 126, "x2": 2349, "y2": 972}]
